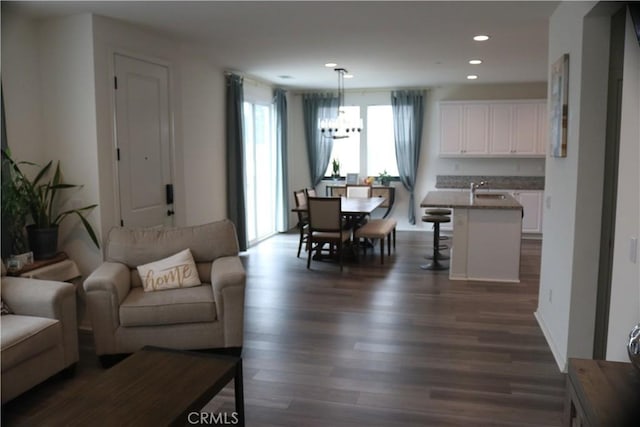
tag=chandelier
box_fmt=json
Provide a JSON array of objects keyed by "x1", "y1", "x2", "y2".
[{"x1": 320, "y1": 68, "x2": 363, "y2": 139}]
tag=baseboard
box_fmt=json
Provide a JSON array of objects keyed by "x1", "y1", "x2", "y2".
[{"x1": 534, "y1": 310, "x2": 567, "y2": 373}]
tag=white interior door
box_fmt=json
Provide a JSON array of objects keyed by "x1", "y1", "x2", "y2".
[{"x1": 114, "y1": 54, "x2": 174, "y2": 228}]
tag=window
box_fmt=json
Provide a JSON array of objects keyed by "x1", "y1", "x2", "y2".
[
  {"x1": 243, "y1": 102, "x2": 277, "y2": 244},
  {"x1": 324, "y1": 106, "x2": 360, "y2": 177},
  {"x1": 323, "y1": 104, "x2": 398, "y2": 179},
  {"x1": 367, "y1": 105, "x2": 398, "y2": 177}
]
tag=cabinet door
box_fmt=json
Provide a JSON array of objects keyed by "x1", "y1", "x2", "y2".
[
  {"x1": 512, "y1": 103, "x2": 538, "y2": 155},
  {"x1": 514, "y1": 191, "x2": 543, "y2": 233},
  {"x1": 537, "y1": 102, "x2": 548, "y2": 155},
  {"x1": 440, "y1": 104, "x2": 463, "y2": 155},
  {"x1": 489, "y1": 103, "x2": 513, "y2": 155},
  {"x1": 463, "y1": 104, "x2": 489, "y2": 155}
]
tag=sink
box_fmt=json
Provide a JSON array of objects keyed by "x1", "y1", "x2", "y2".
[{"x1": 475, "y1": 193, "x2": 506, "y2": 199}]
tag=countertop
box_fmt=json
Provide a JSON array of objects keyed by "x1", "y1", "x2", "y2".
[{"x1": 420, "y1": 190, "x2": 522, "y2": 210}]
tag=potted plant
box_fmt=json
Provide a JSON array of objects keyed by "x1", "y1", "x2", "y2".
[
  {"x1": 331, "y1": 158, "x2": 341, "y2": 179},
  {"x1": 1, "y1": 149, "x2": 100, "y2": 259},
  {"x1": 378, "y1": 170, "x2": 392, "y2": 186}
]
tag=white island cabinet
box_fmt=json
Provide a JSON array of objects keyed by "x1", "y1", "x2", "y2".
[{"x1": 421, "y1": 191, "x2": 523, "y2": 283}]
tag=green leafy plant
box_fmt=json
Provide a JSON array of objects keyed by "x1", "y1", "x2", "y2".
[
  {"x1": 331, "y1": 158, "x2": 340, "y2": 178},
  {"x1": 378, "y1": 170, "x2": 391, "y2": 186},
  {"x1": 1, "y1": 149, "x2": 100, "y2": 250}
]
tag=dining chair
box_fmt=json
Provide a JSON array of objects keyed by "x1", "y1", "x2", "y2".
[
  {"x1": 345, "y1": 185, "x2": 373, "y2": 228},
  {"x1": 346, "y1": 185, "x2": 372, "y2": 198},
  {"x1": 306, "y1": 197, "x2": 351, "y2": 271},
  {"x1": 293, "y1": 189, "x2": 310, "y2": 258},
  {"x1": 328, "y1": 186, "x2": 346, "y2": 197},
  {"x1": 306, "y1": 188, "x2": 317, "y2": 197}
]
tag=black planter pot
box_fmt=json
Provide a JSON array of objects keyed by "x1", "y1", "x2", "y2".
[{"x1": 27, "y1": 225, "x2": 59, "y2": 260}]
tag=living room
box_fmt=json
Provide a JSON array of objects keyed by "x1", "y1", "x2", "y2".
[{"x1": 1, "y1": 1, "x2": 639, "y2": 425}]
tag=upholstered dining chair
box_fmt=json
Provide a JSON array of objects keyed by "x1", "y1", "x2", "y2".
[
  {"x1": 346, "y1": 185, "x2": 373, "y2": 228},
  {"x1": 293, "y1": 189, "x2": 310, "y2": 257},
  {"x1": 306, "y1": 197, "x2": 351, "y2": 271},
  {"x1": 346, "y1": 185, "x2": 372, "y2": 198},
  {"x1": 306, "y1": 187, "x2": 317, "y2": 197}
]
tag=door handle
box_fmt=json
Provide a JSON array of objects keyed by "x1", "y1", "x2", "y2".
[
  {"x1": 167, "y1": 209, "x2": 175, "y2": 216},
  {"x1": 166, "y1": 184, "x2": 174, "y2": 205}
]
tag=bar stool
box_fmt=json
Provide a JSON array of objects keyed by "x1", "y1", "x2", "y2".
[
  {"x1": 425, "y1": 208, "x2": 451, "y2": 216},
  {"x1": 420, "y1": 214, "x2": 450, "y2": 271},
  {"x1": 424, "y1": 208, "x2": 451, "y2": 259}
]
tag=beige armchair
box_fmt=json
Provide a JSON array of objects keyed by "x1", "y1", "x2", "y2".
[
  {"x1": 1, "y1": 267, "x2": 79, "y2": 404},
  {"x1": 83, "y1": 220, "x2": 246, "y2": 366}
]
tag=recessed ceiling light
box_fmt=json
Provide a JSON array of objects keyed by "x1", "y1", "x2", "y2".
[
  {"x1": 473, "y1": 35, "x2": 490, "y2": 41},
  {"x1": 467, "y1": 74, "x2": 479, "y2": 80},
  {"x1": 278, "y1": 75, "x2": 293, "y2": 79},
  {"x1": 325, "y1": 62, "x2": 337, "y2": 68},
  {"x1": 344, "y1": 74, "x2": 354, "y2": 79},
  {"x1": 469, "y1": 59, "x2": 483, "y2": 65}
]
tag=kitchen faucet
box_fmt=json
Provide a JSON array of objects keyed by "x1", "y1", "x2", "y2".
[{"x1": 470, "y1": 181, "x2": 488, "y2": 196}]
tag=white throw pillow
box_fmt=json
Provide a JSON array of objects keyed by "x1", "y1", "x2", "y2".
[{"x1": 137, "y1": 249, "x2": 201, "y2": 292}]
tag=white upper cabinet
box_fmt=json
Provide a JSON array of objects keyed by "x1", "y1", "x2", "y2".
[
  {"x1": 488, "y1": 103, "x2": 513, "y2": 155},
  {"x1": 512, "y1": 103, "x2": 539, "y2": 155},
  {"x1": 440, "y1": 100, "x2": 547, "y2": 157},
  {"x1": 463, "y1": 104, "x2": 490, "y2": 155},
  {"x1": 440, "y1": 104, "x2": 464, "y2": 155},
  {"x1": 440, "y1": 103, "x2": 489, "y2": 155}
]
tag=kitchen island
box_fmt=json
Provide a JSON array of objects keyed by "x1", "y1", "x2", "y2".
[{"x1": 421, "y1": 191, "x2": 523, "y2": 282}]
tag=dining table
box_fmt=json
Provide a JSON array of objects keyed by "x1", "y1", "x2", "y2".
[
  {"x1": 292, "y1": 196, "x2": 386, "y2": 260},
  {"x1": 292, "y1": 196, "x2": 385, "y2": 216}
]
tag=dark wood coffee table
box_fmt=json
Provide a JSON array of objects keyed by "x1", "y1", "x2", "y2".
[{"x1": 29, "y1": 346, "x2": 244, "y2": 426}]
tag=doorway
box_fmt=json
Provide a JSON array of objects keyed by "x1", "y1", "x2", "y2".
[
  {"x1": 593, "y1": 7, "x2": 626, "y2": 359},
  {"x1": 113, "y1": 53, "x2": 174, "y2": 228},
  {"x1": 243, "y1": 101, "x2": 278, "y2": 245}
]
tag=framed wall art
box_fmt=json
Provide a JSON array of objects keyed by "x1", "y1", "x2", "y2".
[{"x1": 550, "y1": 53, "x2": 569, "y2": 158}]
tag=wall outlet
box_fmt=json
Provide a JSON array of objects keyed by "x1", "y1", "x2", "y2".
[
  {"x1": 548, "y1": 289, "x2": 553, "y2": 303},
  {"x1": 630, "y1": 237, "x2": 638, "y2": 264},
  {"x1": 545, "y1": 195, "x2": 551, "y2": 209}
]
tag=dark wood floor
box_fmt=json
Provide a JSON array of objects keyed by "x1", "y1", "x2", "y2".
[{"x1": 2, "y1": 231, "x2": 565, "y2": 426}]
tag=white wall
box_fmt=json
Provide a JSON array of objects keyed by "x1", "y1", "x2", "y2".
[
  {"x1": 41, "y1": 14, "x2": 102, "y2": 274},
  {"x1": 2, "y1": 11, "x2": 229, "y2": 275},
  {"x1": 535, "y1": 1, "x2": 623, "y2": 371},
  {"x1": 91, "y1": 15, "x2": 228, "y2": 234},
  {"x1": 606, "y1": 10, "x2": 640, "y2": 361},
  {"x1": 1, "y1": 10, "x2": 46, "y2": 167},
  {"x1": 178, "y1": 46, "x2": 227, "y2": 225},
  {"x1": 3, "y1": 13, "x2": 103, "y2": 275},
  {"x1": 287, "y1": 83, "x2": 546, "y2": 230},
  {"x1": 92, "y1": 15, "x2": 184, "y2": 239}
]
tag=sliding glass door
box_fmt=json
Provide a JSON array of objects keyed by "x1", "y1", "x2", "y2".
[{"x1": 243, "y1": 102, "x2": 277, "y2": 245}]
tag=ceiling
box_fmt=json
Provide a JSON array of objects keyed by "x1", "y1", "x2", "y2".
[{"x1": 5, "y1": 1, "x2": 559, "y2": 90}]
